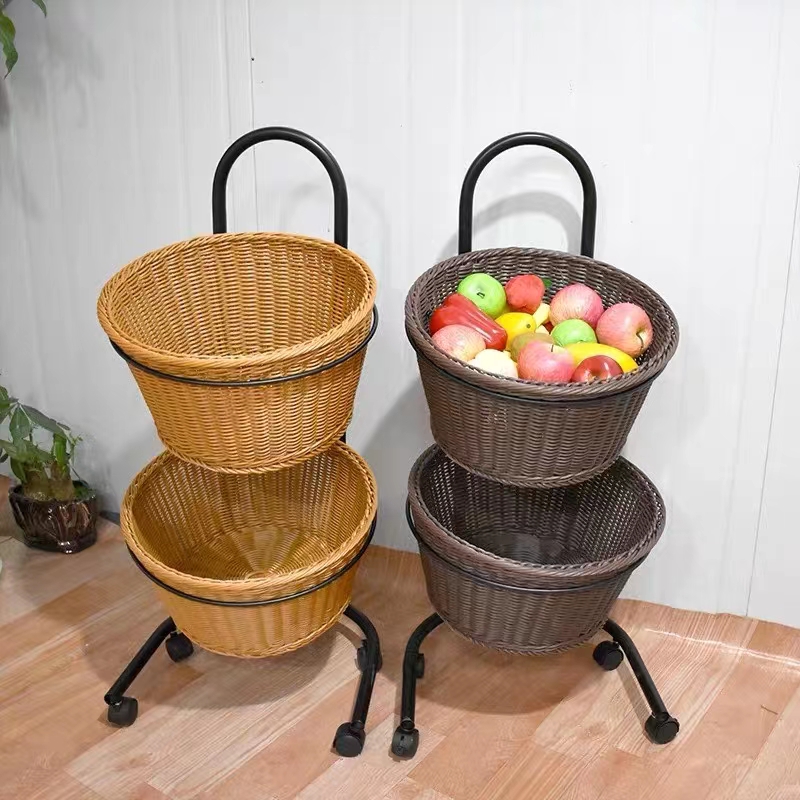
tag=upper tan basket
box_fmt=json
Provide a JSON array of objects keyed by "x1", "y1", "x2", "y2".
[{"x1": 97, "y1": 129, "x2": 377, "y2": 473}]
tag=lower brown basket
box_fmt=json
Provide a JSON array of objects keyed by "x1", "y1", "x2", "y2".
[
  {"x1": 407, "y1": 445, "x2": 665, "y2": 654},
  {"x1": 121, "y1": 442, "x2": 378, "y2": 657}
]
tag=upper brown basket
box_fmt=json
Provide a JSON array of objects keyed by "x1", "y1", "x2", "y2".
[
  {"x1": 98, "y1": 128, "x2": 377, "y2": 473},
  {"x1": 405, "y1": 133, "x2": 679, "y2": 487}
]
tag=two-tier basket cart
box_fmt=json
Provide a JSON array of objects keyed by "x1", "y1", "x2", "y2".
[
  {"x1": 392, "y1": 132, "x2": 681, "y2": 759},
  {"x1": 99, "y1": 128, "x2": 382, "y2": 758}
]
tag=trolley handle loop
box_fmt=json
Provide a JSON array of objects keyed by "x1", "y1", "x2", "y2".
[
  {"x1": 212, "y1": 126, "x2": 348, "y2": 247},
  {"x1": 458, "y1": 132, "x2": 597, "y2": 258}
]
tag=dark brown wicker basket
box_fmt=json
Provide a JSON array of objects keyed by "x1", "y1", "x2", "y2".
[
  {"x1": 407, "y1": 445, "x2": 666, "y2": 654},
  {"x1": 405, "y1": 248, "x2": 679, "y2": 487}
]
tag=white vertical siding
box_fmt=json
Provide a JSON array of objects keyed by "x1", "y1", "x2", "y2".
[{"x1": 1, "y1": 0, "x2": 799, "y2": 621}]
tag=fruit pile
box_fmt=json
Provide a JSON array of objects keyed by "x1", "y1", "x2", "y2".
[{"x1": 429, "y1": 272, "x2": 653, "y2": 383}]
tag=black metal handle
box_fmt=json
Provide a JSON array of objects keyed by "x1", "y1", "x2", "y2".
[
  {"x1": 212, "y1": 126, "x2": 348, "y2": 247},
  {"x1": 458, "y1": 132, "x2": 597, "y2": 257}
]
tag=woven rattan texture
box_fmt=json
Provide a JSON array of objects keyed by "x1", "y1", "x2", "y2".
[
  {"x1": 405, "y1": 248, "x2": 678, "y2": 487},
  {"x1": 408, "y1": 446, "x2": 665, "y2": 653},
  {"x1": 120, "y1": 443, "x2": 378, "y2": 657},
  {"x1": 98, "y1": 233, "x2": 376, "y2": 472}
]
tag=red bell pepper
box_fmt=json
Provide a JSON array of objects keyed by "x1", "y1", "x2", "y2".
[{"x1": 429, "y1": 293, "x2": 507, "y2": 350}]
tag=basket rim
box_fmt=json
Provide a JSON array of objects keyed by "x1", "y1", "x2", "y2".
[
  {"x1": 408, "y1": 445, "x2": 666, "y2": 587},
  {"x1": 405, "y1": 247, "x2": 679, "y2": 401},
  {"x1": 121, "y1": 441, "x2": 378, "y2": 602},
  {"x1": 97, "y1": 232, "x2": 377, "y2": 378}
]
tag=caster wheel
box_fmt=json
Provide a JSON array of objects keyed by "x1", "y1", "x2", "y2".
[
  {"x1": 333, "y1": 722, "x2": 365, "y2": 757},
  {"x1": 392, "y1": 725, "x2": 419, "y2": 759},
  {"x1": 593, "y1": 640, "x2": 624, "y2": 671},
  {"x1": 107, "y1": 696, "x2": 138, "y2": 727},
  {"x1": 645, "y1": 712, "x2": 680, "y2": 744},
  {"x1": 356, "y1": 642, "x2": 382, "y2": 672},
  {"x1": 166, "y1": 632, "x2": 194, "y2": 663},
  {"x1": 414, "y1": 653, "x2": 425, "y2": 679}
]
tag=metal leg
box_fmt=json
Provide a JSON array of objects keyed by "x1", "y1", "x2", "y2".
[
  {"x1": 332, "y1": 604, "x2": 383, "y2": 757},
  {"x1": 104, "y1": 617, "x2": 177, "y2": 726},
  {"x1": 599, "y1": 619, "x2": 680, "y2": 744},
  {"x1": 391, "y1": 612, "x2": 444, "y2": 759}
]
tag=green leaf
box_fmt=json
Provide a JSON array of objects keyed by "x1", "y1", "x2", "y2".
[
  {"x1": 0, "y1": 386, "x2": 10, "y2": 426},
  {"x1": 9, "y1": 407, "x2": 32, "y2": 441},
  {"x1": 9, "y1": 458, "x2": 26, "y2": 483},
  {"x1": 52, "y1": 433, "x2": 68, "y2": 468},
  {"x1": 542, "y1": 278, "x2": 552, "y2": 290},
  {"x1": 30, "y1": 0, "x2": 47, "y2": 16},
  {"x1": 23, "y1": 439, "x2": 54, "y2": 463},
  {"x1": 0, "y1": 439, "x2": 23, "y2": 461},
  {"x1": 0, "y1": 12, "x2": 18, "y2": 76},
  {"x1": 22, "y1": 404, "x2": 67, "y2": 436}
]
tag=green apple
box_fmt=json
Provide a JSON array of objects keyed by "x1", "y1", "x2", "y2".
[
  {"x1": 457, "y1": 273, "x2": 506, "y2": 318},
  {"x1": 551, "y1": 319, "x2": 597, "y2": 347}
]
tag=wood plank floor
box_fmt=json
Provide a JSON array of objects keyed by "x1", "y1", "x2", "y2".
[{"x1": 2, "y1": 495, "x2": 800, "y2": 799}]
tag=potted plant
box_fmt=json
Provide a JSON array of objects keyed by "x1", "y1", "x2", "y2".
[{"x1": 0, "y1": 384, "x2": 97, "y2": 553}]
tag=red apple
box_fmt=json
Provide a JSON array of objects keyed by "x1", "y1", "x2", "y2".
[
  {"x1": 431, "y1": 324, "x2": 486, "y2": 362},
  {"x1": 504, "y1": 274, "x2": 545, "y2": 314},
  {"x1": 596, "y1": 303, "x2": 653, "y2": 357},
  {"x1": 549, "y1": 283, "x2": 604, "y2": 327},
  {"x1": 518, "y1": 341, "x2": 575, "y2": 383},
  {"x1": 571, "y1": 355, "x2": 623, "y2": 383}
]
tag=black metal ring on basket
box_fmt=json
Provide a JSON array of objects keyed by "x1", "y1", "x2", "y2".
[
  {"x1": 110, "y1": 306, "x2": 379, "y2": 387},
  {"x1": 127, "y1": 516, "x2": 377, "y2": 607},
  {"x1": 405, "y1": 499, "x2": 641, "y2": 595}
]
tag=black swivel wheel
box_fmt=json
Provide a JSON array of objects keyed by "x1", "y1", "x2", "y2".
[
  {"x1": 333, "y1": 722, "x2": 366, "y2": 757},
  {"x1": 107, "y1": 696, "x2": 138, "y2": 727},
  {"x1": 415, "y1": 653, "x2": 425, "y2": 679},
  {"x1": 166, "y1": 632, "x2": 194, "y2": 663},
  {"x1": 645, "y1": 712, "x2": 680, "y2": 744},
  {"x1": 392, "y1": 724, "x2": 420, "y2": 759},
  {"x1": 356, "y1": 644, "x2": 367, "y2": 671},
  {"x1": 593, "y1": 640, "x2": 624, "y2": 671},
  {"x1": 356, "y1": 641, "x2": 383, "y2": 672}
]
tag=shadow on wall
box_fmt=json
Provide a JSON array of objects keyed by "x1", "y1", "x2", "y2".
[
  {"x1": 361, "y1": 186, "x2": 581, "y2": 552},
  {"x1": 436, "y1": 189, "x2": 582, "y2": 262},
  {"x1": 361, "y1": 380, "x2": 433, "y2": 551}
]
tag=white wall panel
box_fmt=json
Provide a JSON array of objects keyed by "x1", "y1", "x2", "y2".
[
  {"x1": 2, "y1": 0, "x2": 800, "y2": 620},
  {"x1": 243, "y1": 0, "x2": 800, "y2": 619},
  {"x1": 0, "y1": 0, "x2": 253, "y2": 505}
]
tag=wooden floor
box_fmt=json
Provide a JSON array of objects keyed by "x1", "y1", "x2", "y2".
[{"x1": 3, "y1": 500, "x2": 800, "y2": 800}]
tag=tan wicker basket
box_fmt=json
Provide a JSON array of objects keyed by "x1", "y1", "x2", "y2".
[
  {"x1": 98, "y1": 232, "x2": 376, "y2": 473},
  {"x1": 120, "y1": 442, "x2": 378, "y2": 657}
]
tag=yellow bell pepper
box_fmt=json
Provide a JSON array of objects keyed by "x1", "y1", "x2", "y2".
[
  {"x1": 566, "y1": 342, "x2": 638, "y2": 372},
  {"x1": 495, "y1": 312, "x2": 536, "y2": 343}
]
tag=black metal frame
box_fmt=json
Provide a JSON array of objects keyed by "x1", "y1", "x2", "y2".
[
  {"x1": 458, "y1": 131, "x2": 597, "y2": 257},
  {"x1": 104, "y1": 126, "x2": 383, "y2": 758},
  {"x1": 415, "y1": 132, "x2": 644, "y2": 405},
  {"x1": 391, "y1": 613, "x2": 679, "y2": 759},
  {"x1": 109, "y1": 125, "x2": 376, "y2": 387},
  {"x1": 104, "y1": 605, "x2": 382, "y2": 757},
  {"x1": 393, "y1": 500, "x2": 678, "y2": 757},
  {"x1": 111, "y1": 307, "x2": 379, "y2": 387}
]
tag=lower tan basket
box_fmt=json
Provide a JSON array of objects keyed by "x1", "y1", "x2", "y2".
[{"x1": 120, "y1": 442, "x2": 378, "y2": 657}]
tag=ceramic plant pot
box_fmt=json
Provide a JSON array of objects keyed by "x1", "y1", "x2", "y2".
[{"x1": 9, "y1": 482, "x2": 98, "y2": 554}]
